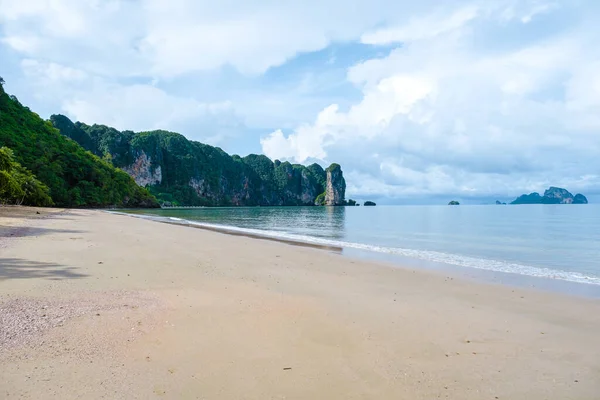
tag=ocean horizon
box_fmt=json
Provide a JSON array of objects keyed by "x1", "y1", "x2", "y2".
[{"x1": 119, "y1": 204, "x2": 600, "y2": 294}]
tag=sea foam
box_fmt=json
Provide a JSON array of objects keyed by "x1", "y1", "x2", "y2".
[{"x1": 109, "y1": 211, "x2": 600, "y2": 286}]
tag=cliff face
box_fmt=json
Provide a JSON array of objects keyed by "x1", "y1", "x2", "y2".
[
  {"x1": 511, "y1": 187, "x2": 588, "y2": 205},
  {"x1": 324, "y1": 164, "x2": 346, "y2": 206},
  {"x1": 543, "y1": 187, "x2": 574, "y2": 204},
  {"x1": 52, "y1": 115, "x2": 346, "y2": 207},
  {"x1": 122, "y1": 151, "x2": 162, "y2": 187}
]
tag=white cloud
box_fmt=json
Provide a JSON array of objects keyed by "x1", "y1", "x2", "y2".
[
  {"x1": 17, "y1": 58, "x2": 245, "y2": 146},
  {"x1": 61, "y1": 83, "x2": 244, "y2": 146},
  {"x1": 22, "y1": 59, "x2": 87, "y2": 82},
  {"x1": 361, "y1": 6, "x2": 479, "y2": 45},
  {"x1": 262, "y1": 0, "x2": 600, "y2": 199},
  {"x1": 0, "y1": 0, "x2": 401, "y2": 77}
]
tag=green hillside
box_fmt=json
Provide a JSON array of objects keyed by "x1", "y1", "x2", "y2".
[
  {"x1": 52, "y1": 115, "x2": 344, "y2": 206},
  {"x1": 0, "y1": 80, "x2": 158, "y2": 208}
]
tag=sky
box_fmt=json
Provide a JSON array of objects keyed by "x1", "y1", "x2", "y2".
[{"x1": 1, "y1": 0, "x2": 599, "y2": 204}]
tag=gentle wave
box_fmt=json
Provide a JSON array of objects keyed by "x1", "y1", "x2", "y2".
[{"x1": 109, "y1": 211, "x2": 600, "y2": 286}]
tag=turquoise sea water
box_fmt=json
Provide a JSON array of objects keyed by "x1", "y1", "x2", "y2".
[{"x1": 120, "y1": 205, "x2": 600, "y2": 290}]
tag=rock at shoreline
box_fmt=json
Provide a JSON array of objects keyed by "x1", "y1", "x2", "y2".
[
  {"x1": 324, "y1": 164, "x2": 346, "y2": 206},
  {"x1": 511, "y1": 187, "x2": 588, "y2": 205}
]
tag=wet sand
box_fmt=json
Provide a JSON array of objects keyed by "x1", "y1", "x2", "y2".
[{"x1": 1, "y1": 207, "x2": 600, "y2": 399}]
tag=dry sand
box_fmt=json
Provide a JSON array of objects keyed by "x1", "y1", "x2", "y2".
[{"x1": 1, "y1": 207, "x2": 599, "y2": 399}]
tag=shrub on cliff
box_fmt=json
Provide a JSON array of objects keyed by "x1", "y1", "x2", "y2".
[
  {"x1": 315, "y1": 192, "x2": 326, "y2": 206},
  {"x1": 0, "y1": 147, "x2": 53, "y2": 206}
]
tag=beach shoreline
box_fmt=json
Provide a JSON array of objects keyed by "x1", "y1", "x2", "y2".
[
  {"x1": 1, "y1": 207, "x2": 600, "y2": 399},
  {"x1": 112, "y1": 209, "x2": 600, "y2": 298}
]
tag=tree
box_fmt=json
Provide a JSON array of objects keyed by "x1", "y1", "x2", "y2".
[
  {"x1": 0, "y1": 76, "x2": 4, "y2": 86},
  {"x1": 0, "y1": 147, "x2": 53, "y2": 206}
]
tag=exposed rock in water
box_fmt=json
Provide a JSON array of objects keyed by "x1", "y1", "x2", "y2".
[
  {"x1": 448, "y1": 200, "x2": 460, "y2": 205},
  {"x1": 51, "y1": 114, "x2": 346, "y2": 207},
  {"x1": 511, "y1": 187, "x2": 588, "y2": 205},
  {"x1": 324, "y1": 164, "x2": 346, "y2": 206},
  {"x1": 364, "y1": 201, "x2": 376, "y2": 206}
]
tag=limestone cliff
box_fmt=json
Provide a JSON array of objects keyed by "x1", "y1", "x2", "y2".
[
  {"x1": 123, "y1": 151, "x2": 162, "y2": 187},
  {"x1": 324, "y1": 164, "x2": 346, "y2": 206},
  {"x1": 51, "y1": 114, "x2": 347, "y2": 207},
  {"x1": 511, "y1": 187, "x2": 588, "y2": 205}
]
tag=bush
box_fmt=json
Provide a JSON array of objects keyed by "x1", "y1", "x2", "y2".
[{"x1": 0, "y1": 147, "x2": 53, "y2": 206}]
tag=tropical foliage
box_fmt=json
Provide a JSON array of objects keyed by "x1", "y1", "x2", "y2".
[
  {"x1": 0, "y1": 147, "x2": 53, "y2": 206},
  {"x1": 0, "y1": 81, "x2": 158, "y2": 208}
]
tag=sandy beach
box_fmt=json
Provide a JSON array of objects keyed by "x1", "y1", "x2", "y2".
[{"x1": 1, "y1": 208, "x2": 599, "y2": 399}]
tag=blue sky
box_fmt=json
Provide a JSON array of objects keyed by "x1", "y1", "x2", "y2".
[{"x1": 1, "y1": 0, "x2": 599, "y2": 203}]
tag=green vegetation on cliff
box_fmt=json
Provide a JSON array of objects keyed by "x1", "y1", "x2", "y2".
[
  {"x1": 52, "y1": 115, "x2": 345, "y2": 207},
  {"x1": 0, "y1": 147, "x2": 53, "y2": 206},
  {"x1": 511, "y1": 187, "x2": 588, "y2": 205},
  {"x1": 315, "y1": 192, "x2": 326, "y2": 206},
  {"x1": 0, "y1": 82, "x2": 158, "y2": 208}
]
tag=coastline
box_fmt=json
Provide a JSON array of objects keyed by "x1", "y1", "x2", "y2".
[
  {"x1": 113, "y1": 209, "x2": 600, "y2": 298},
  {"x1": 2, "y1": 208, "x2": 600, "y2": 399}
]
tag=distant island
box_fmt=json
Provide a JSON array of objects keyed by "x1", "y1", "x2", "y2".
[
  {"x1": 495, "y1": 200, "x2": 506, "y2": 205},
  {"x1": 448, "y1": 201, "x2": 460, "y2": 205},
  {"x1": 364, "y1": 201, "x2": 376, "y2": 206},
  {"x1": 511, "y1": 187, "x2": 588, "y2": 205}
]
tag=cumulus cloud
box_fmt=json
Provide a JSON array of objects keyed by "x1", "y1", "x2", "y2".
[
  {"x1": 17, "y1": 58, "x2": 244, "y2": 146},
  {"x1": 0, "y1": 0, "x2": 445, "y2": 77},
  {"x1": 261, "y1": 0, "x2": 600, "y2": 200}
]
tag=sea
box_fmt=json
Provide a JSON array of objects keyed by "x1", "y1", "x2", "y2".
[{"x1": 119, "y1": 205, "x2": 600, "y2": 296}]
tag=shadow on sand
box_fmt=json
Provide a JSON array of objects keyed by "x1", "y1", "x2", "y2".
[{"x1": 0, "y1": 258, "x2": 88, "y2": 281}]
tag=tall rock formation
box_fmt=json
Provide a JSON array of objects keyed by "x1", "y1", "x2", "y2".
[
  {"x1": 51, "y1": 114, "x2": 347, "y2": 207},
  {"x1": 324, "y1": 164, "x2": 346, "y2": 206},
  {"x1": 511, "y1": 186, "x2": 588, "y2": 205}
]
